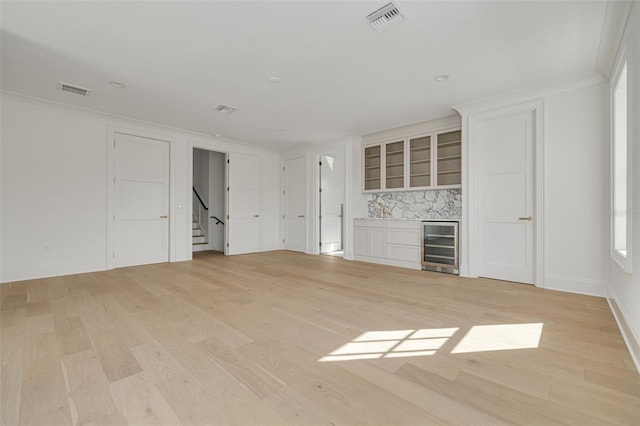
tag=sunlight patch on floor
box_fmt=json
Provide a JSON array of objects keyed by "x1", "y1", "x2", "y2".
[
  {"x1": 451, "y1": 323, "x2": 543, "y2": 354},
  {"x1": 319, "y1": 327, "x2": 458, "y2": 362},
  {"x1": 319, "y1": 324, "x2": 543, "y2": 362}
]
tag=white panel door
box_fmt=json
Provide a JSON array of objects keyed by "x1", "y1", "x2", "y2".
[
  {"x1": 114, "y1": 133, "x2": 169, "y2": 268},
  {"x1": 284, "y1": 156, "x2": 306, "y2": 252},
  {"x1": 478, "y1": 111, "x2": 535, "y2": 284},
  {"x1": 320, "y1": 154, "x2": 343, "y2": 253},
  {"x1": 227, "y1": 153, "x2": 260, "y2": 255}
]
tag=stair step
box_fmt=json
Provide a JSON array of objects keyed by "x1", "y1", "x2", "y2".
[
  {"x1": 192, "y1": 242, "x2": 208, "y2": 246},
  {"x1": 192, "y1": 235, "x2": 207, "y2": 244}
]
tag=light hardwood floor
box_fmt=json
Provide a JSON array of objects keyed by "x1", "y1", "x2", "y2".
[{"x1": 1, "y1": 251, "x2": 639, "y2": 425}]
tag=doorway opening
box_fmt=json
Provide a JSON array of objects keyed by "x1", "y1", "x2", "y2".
[
  {"x1": 192, "y1": 148, "x2": 226, "y2": 253},
  {"x1": 319, "y1": 152, "x2": 345, "y2": 257}
]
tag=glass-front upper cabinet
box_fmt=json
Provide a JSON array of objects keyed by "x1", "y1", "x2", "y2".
[
  {"x1": 362, "y1": 126, "x2": 461, "y2": 192},
  {"x1": 363, "y1": 145, "x2": 381, "y2": 191},
  {"x1": 385, "y1": 140, "x2": 405, "y2": 189},
  {"x1": 409, "y1": 135, "x2": 431, "y2": 188},
  {"x1": 435, "y1": 130, "x2": 462, "y2": 187}
]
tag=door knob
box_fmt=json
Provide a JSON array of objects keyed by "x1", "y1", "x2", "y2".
[
  {"x1": 518, "y1": 216, "x2": 533, "y2": 221},
  {"x1": 253, "y1": 214, "x2": 259, "y2": 218}
]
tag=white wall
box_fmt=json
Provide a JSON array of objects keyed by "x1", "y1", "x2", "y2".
[
  {"x1": 0, "y1": 93, "x2": 281, "y2": 282},
  {"x1": 192, "y1": 148, "x2": 210, "y2": 207},
  {"x1": 544, "y1": 83, "x2": 609, "y2": 296},
  {"x1": 608, "y1": 2, "x2": 640, "y2": 368}
]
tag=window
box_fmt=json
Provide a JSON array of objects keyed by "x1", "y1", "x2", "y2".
[{"x1": 611, "y1": 58, "x2": 632, "y2": 272}]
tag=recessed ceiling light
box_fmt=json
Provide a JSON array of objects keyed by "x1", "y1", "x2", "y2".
[
  {"x1": 276, "y1": 128, "x2": 285, "y2": 133},
  {"x1": 270, "y1": 77, "x2": 281, "y2": 83},
  {"x1": 109, "y1": 81, "x2": 126, "y2": 88},
  {"x1": 434, "y1": 75, "x2": 450, "y2": 82}
]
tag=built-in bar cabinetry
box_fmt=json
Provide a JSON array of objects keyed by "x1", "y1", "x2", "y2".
[
  {"x1": 362, "y1": 127, "x2": 461, "y2": 193},
  {"x1": 354, "y1": 219, "x2": 421, "y2": 270}
]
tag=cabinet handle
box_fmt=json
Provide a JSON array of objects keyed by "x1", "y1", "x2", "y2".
[
  {"x1": 298, "y1": 215, "x2": 305, "y2": 218},
  {"x1": 518, "y1": 216, "x2": 533, "y2": 221},
  {"x1": 253, "y1": 214, "x2": 259, "y2": 218},
  {"x1": 160, "y1": 215, "x2": 168, "y2": 219}
]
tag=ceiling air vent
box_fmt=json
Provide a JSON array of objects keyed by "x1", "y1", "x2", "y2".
[
  {"x1": 57, "y1": 81, "x2": 91, "y2": 96},
  {"x1": 215, "y1": 104, "x2": 238, "y2": 114},
  {"x1": 366, "y1": 2, "x2": 406, "y2": 32}
]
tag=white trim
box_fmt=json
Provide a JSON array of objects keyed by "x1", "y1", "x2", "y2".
[
  {"x1": 106, "y1": 125, "x2": 175, "y2": 270},
  {"x1": 607, "y1": 294, "x2": 640, "y2": 372},
  {"x1": 1, "y1": 261, "x2": 106, "y2": 284},
  {"x1": 609, "y1": 37, "x2": 634, "y2": 274},
  {"x1": 1, "y1": 90, "x2": 267, "y2": 152},
  {"x1": 544, "y1": 274, "x2": 606, "y2": 297},
  {"x1": 189, "y1": 141, "x2": 230, "y2": 258},
  {"x1": 595, "y1": 0, "x2": 634, "y2": 79},
  {"x1": 454, "y1": 73, "x2": 604, "y2": 116},
  {"x1": 316, "y1": 144, "x2": 348, "y2": 258},
  {"x1": 463, "y1": 99, "x2": 545, "y2": 286}
]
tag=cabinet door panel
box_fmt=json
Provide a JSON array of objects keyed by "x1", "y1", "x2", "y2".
[
  {"x1": 355, "y1": 228, "x2": 370, "y2": 256},
  {"x1": 369, "y1": 228, "x2": 386, "y2": 258},
  {"x1": 364, "y1": 145, "x2": 382, "y2": 191},
  {"x1": 409, "y1": 135, "x2": 432, "y2": 188},
  {"x1": 385, "y1": 141, "x2": 405, "y2": 189},
  {"x1": 387, "y1": 245, "x2": 420, "y2": 262},
  {"x1": 435, "y1": 130, "x2": 462, "y2": 187},
  {"x1": 387, "y1": 229, "x2": 420, "y2": 246}
]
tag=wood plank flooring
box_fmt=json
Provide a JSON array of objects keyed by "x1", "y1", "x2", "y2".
[{"x1": 1, "y1": 251, "x2": 639, "y2": 425}]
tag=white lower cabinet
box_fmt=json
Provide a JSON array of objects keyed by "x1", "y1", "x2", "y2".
[
  {"x1": 354, "y1": 220, "x2": 386, "y2": 258},
  {"x1": 354, "y1": 219, "x2": 421, "y2": 269}
]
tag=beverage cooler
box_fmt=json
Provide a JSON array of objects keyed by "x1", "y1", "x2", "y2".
[{"x1": 421, "y1": 221, "x2": 459, "y2": 274}]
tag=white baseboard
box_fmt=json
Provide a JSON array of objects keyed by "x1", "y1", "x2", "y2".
[
  {"x1": 607, "y1": 297, "x2": 640, "y2": 372},
  {"x1": 544, "y1": 273, "x2": 606, "y2": 297},
  {"x1": 1, "y1": 260, "x2": 106, "y2": 284},
  {"x1": 260, "y1": 244, "x2": 281, "y2": 252}
]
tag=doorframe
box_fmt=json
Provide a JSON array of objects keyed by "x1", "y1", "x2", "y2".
[
  {"x1": 106, "y1": 125, "x2": 175, "y2": 270},
  {"x1": 465, "y1": 99, "x2": 545, "y2": 287},
  {"x1": 189, "y1": 143, "x2": 229, "y2": 258},
  {"x1": 317, "y1": 149, "x2": 346, "y2": 257}
]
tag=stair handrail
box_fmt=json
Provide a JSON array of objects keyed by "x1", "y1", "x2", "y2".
[
  {"x1": 192, "y1": 187, "x2": 208, "y2": 211},
  {"x1": 192, "y1": 187, "x2": 209, "y2": 245},
  {"x1": 210, "y1": 215, "x2": 225, "y2": 226}
]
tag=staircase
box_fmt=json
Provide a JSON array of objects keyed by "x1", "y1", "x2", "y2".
[
  {"x1": 192, "y1": 217, "x2": 209, "y2": 250},
  {"x1": 192, "y1": 186, "x2": 210, "y2": 252}
]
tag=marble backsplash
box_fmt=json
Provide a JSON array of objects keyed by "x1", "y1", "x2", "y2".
[{"x1": 368, "y1": 189, "x2": 461, "y2": 219}]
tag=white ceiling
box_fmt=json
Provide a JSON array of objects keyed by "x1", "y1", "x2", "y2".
[{"x1": 0, "y1": 1, "x2": 615, "y2": 150}]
